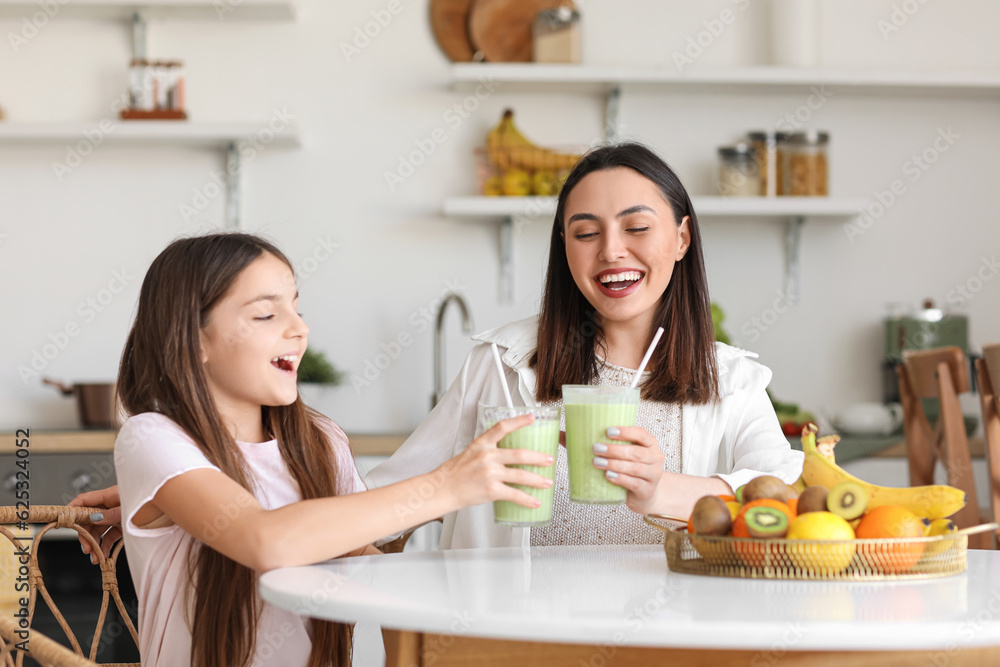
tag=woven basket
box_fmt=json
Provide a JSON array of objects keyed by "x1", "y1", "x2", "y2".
[{"x1": 645, "y1": 515, "x2": 998, "y2": 581}]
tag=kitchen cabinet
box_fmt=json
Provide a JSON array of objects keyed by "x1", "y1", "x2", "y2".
[{"x1": 447, "y1": 63, "x2": 1000, "y2": 304}]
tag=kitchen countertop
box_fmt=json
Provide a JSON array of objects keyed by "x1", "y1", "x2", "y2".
[
  {"x1": 0, "y1": 430, "x2": 409, "y2": 456},
  {"x1": 1, "y1": 430, "x2": 985, "y2": 461},
  {"x1": 260, "y1": 544, "x2": 1000, "y2": 652}
]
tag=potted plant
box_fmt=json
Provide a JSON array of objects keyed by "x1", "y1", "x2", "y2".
[{"x1": 297, "y1": 348, "x2": 346, "y2": 386}]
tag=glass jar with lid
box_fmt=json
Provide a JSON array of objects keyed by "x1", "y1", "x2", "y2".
[
  {"x1": 747, "y1": 130, "x2": 789, "y2": 197},
  {"x1": 783, "y1": 130, "x2": 829, "y2": 196},
  {"x1": 533, "y1": 8, "x2": 581, "y2": 63},
  {"x1": 717, "y1": 143, "x2": 759, "y2": 197}
]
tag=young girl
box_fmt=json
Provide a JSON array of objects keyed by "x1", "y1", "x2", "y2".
[
  {"x1": 71, "y1": 233, "x2": 553, "y2": 667},
  {"x1": 366, "y1": 142, "x2": 804, "y2": 548}
]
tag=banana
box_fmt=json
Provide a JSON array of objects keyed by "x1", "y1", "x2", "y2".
[
  {"x1": 798, "y1": 423, "x2": 967, "y2": 520},
  {"x1": 923, "y1": 518, "x2": 958, "y2": 557},
  {"x1": 486, "y1": 109, "x2": 582, "y2": 174}
]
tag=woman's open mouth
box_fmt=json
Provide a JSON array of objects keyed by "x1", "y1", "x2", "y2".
[
  {"x1": 270, "y1": 354, "x2": 298, "y2": 375},
  {"x1": 594, "y1": 270, "x2": 645, "y2": 298}
]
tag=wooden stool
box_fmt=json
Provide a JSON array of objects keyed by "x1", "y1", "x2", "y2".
[{"x1": 898, "y1": 347, "x2": 993, "y2": 549}]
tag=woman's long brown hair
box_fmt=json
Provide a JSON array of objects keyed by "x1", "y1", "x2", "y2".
[
  {"x1": 117, "y1": 233, "x2": 351, "y2": 667},
  {"x1": 532, "y1": 143, "x2": 720, "y2": 405}
]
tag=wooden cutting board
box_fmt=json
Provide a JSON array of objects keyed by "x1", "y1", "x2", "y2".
[
  {"x1": 429, "y1": 0, "x2": 476, "y2": 62},
  {"x1": 469, "y1": 0, "x2": 575, "y2": 63}
]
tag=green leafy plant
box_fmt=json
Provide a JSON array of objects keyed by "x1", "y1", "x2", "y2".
[
  {"x1": 711, "y1": 302, "x2": 731, "y2": 345},
  {"x1": 297, "y1": 348, "x2": 345, "y2": 385}
]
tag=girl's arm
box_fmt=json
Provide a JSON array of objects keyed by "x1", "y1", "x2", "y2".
[{"x1": 136, "y1": 415, "x2": 552, "y2": 572}]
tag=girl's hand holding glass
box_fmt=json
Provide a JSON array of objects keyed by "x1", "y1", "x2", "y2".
[{"x1": 437, "y1": 413, "x2": 555, "y2": 510}]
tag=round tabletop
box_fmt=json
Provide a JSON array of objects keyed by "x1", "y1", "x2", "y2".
[{"x1": 260, "y1": 545, "x2": 1000, "y2": 652}]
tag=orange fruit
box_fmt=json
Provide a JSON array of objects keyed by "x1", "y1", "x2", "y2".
[
  {"x1": 855, "y1": 505, "x2": 926, "y2": 574},
  {"x1": 718, "y1": 494, "x2": 737, "y2": 503},
  {"x1": 786, "y1": 498, "x2": 798, "y2": 516},
  {"x1": 733, "y1": 499, "x2": 795, "y2": 567}
]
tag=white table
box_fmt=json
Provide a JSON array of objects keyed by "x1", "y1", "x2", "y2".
[{"x1": 260, "y1": 545, "x2": 1000, "y2": 666}]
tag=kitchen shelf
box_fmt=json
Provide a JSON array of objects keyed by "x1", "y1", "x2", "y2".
[
  {"x1": 444, "y1": 196, "x2": 863, "y2": 304},
  {"x1": 0, "y1": 121, "x2": 301, "y2": 148},
  {"x1": 452, "y1": 64, "x2": 1000, "y2": 97},
  {"x1": 444, "y1": 196, "x2": 864, "y2": 219},
  {"x1": 1, "y1": 121, "x2": 301, "y2": 228},
  {"x1": 0, "y1": 0, "x2": 296, "y2": 20}
]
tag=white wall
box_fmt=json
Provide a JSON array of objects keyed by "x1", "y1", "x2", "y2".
[{"x1": 2, "y1": 0, "x2": 998, "y2": 434}]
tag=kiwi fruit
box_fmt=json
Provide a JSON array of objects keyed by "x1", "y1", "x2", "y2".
[
  {"x1": 742, "y1": 475, "x2": 797, "y2": 504},
  {"x1": 826, "y1": 481, "x2": 869, "y2": 521},
  {"x1": 691, "y1": 495, "x2": 733, "y2": 536},
  {"x1": 796, "y1": 486, "x2": 829, "y2": 515},
  {"x1": 735, "y1": 484, "x2": 746, "y2": 504},
  {"x1": 743, "y1": 506, "x2": 790, "y2": 539}
]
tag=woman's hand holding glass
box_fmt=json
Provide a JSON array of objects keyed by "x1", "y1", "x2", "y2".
[
  {"x1": 436, "y1": 414, "x2": 555, "y2": 511},
  {"x1": 590, "y1": 426, "x2": 665, "y2": 515}
]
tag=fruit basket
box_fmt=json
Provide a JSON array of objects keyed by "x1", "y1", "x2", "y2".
[
  {"x1": 476, "y1": 109, "x2": 585, "y2": 196},
  {"x1": 644, "y1": 515, "x2": 997, "y2": 581},
  {"x1": 474, "y1": 147, "x2": 583, "y2": 197}
]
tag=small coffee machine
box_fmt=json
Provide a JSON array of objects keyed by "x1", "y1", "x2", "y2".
[{"x1": 882, "y1": 299, "x2": 971, "y2": 403}]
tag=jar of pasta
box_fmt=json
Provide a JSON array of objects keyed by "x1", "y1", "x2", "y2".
[
  {"x1": 717, "y1": 143, "x2": 759, "y2": 197},
  {"x1": 783, "y1": 131, "x2": 828, "y2": 196},
  {"x1": 747, "y1": 130, "x2": 789, "y2": 197}
]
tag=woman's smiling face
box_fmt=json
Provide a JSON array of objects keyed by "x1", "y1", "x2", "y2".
[{"x1": 563, "y1": 167, "x2": 690, "y2": 328}]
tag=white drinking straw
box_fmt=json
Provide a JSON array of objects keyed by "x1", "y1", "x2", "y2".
[
  {"x1": 491, "y1": 342, "x2": 515, "y2": 408},
  {"x1": 629, "y1": 327, "x2": 665, "y2": 389}
]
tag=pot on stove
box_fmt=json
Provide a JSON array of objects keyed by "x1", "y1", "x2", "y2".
[{"x1": 43, "y1": 379, "x2": 121, "y2": 429}]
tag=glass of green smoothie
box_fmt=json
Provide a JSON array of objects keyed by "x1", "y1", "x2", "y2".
[
  {"x1": 562, "y1": 386, "x2": 640, "y2": 504},
  {"x1": 483, "y1": 406, "x2": 560, "y2": 526}
]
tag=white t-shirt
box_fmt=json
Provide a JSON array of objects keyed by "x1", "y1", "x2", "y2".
[{"x1": 115, "y1": 412, "x2": 365, "y2": 667}]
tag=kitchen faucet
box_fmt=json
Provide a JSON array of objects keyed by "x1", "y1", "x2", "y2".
[{"x1": 432, "y1": 292, "x2": 473, "y2": 409}]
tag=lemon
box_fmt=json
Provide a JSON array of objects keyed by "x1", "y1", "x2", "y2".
[
  {"x1": 501, "y1": 169, "x2": 531, "y2": 196},
  {"x1": 483, "y1": 176, "x2": 503, "y2": 196},
  {"x1": 786, "y1": 511, "x2": 856, "y2": 575},
  {"x1": 531, "y1": 170, "x2": 559, "y2": 196}
]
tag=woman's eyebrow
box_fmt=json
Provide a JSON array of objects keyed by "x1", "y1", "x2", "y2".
[
  {"x1": 567, "y1": 205, "x2": 656, "y2": 227},
  {"x1": 618, "y1": 204, "x2": 656, "y2": 218},
  {"x1": 242, "y1": 291, "x2": 298, "y2": 307}
]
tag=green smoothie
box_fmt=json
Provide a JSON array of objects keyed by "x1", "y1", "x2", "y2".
[
  {"x1": 563, "y1": 386, "x2": 640, "y2": 504},
  {"x1": 484, "y1": 406, "x2": 560, "y2": 526}
]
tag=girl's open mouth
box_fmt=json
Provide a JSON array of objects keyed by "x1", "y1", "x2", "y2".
[
  {"x1": 270, "y1": 354, "x2": 298, "y2": 374},
  {"x1": 594, "y1": 270, "x2": 645, "y2": 298}
]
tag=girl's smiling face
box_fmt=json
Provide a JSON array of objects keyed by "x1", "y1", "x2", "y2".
[
  {"x1": 563, "y1": 167, "x2": 691, "y2": 328},
  {"x1": 200, "y1": 252, "x2": 308, "y2": 416}
]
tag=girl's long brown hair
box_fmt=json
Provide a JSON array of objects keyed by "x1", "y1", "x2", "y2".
[
  {"x1": 117, "y1": 233, "x2": 351, "y2": 667},
  {"x1": 532, "y1": 143, "x2": 720, "y2": 405}
]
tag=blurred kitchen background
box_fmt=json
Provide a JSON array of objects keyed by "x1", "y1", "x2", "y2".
[{"x1": 1, "y1": 0, "x2": 998, "y2": 467}]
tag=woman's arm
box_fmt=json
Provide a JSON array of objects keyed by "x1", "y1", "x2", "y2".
[
  {"x1": 139, "y1": 415, "x2": 553, "y2": 572},
  {"x1": 593, "y1": 427, "x2": 731, "y2": 519},
  {"x1": 68, "y1": 486, "x2": 123, "y2": 561}
]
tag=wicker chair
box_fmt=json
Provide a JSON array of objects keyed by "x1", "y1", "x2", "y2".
[
  {"x1": 0, "y1": 615, "x2": 98, "y2": 667},
  {"x1": 0, "y1": 506, "x2": 139, "y2": 666}
]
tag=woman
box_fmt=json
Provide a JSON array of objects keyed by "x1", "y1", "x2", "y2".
[{"x1": 366, "y1": 142, "x2": 803, "y2": 548}]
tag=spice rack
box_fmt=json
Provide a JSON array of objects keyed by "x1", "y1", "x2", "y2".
[
  {"x1": 447, "y1": 64, "x2": 1000, "y2": 304},
  {"x1": 0, "y1": 0, "x2": 299, "y2": 229}
]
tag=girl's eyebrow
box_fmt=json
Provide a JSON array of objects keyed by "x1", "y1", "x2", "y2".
[
  {"x1": 567, "y1": 204, "x2": 656, "y2": 227},
  {"x1": 242, "y1": 291, "x2": 298, "y2": 307}
]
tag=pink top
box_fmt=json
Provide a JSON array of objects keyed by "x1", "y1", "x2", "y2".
[{"x1": 115, "y1": 412, "x2": 365, "y2": 667}]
